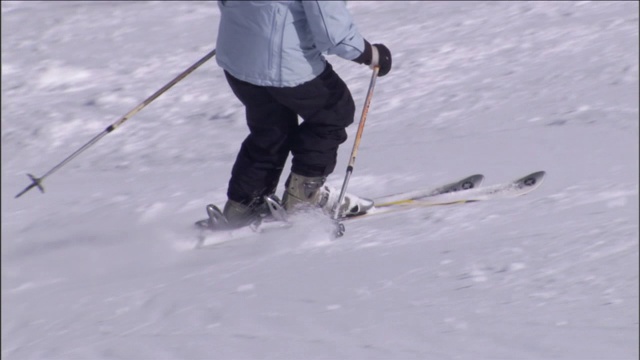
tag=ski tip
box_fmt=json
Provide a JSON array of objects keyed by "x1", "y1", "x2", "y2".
[
  {"x1": 527, "y1": 170, "x2": 546, "y2": 179},
  {"x1": 468, "y1": 173, "x2": 485, "y2": 184},
  {"x1": 518, "y1": 171, "x2": 546, "y2": 187},
  {"x1": 463, "y1": 174, "x2": 484, "y2": 180},
  {"x1": 459, "y1": 174, "x2": 485, "y2": 190}
]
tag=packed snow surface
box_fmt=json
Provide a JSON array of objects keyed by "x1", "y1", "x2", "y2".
[{"x1": 2, "y1": 1, "x2": 638, "y2": 359}]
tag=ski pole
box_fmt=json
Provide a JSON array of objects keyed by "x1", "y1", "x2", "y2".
[
  {"x1": 332, "y1": 66, "x2": 380, "y2": 237},
  {"x1": 15, "y1": 48, "x2": 217, "y2": 199}
]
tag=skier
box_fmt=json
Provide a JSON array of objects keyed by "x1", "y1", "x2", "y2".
[{"x1": 215, "y1": 0, "x2": 392, "y2": 228}]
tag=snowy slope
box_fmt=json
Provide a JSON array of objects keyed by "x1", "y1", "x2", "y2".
[{"x1": 2, "y1": 1, "x2": 638, "y2": 359}]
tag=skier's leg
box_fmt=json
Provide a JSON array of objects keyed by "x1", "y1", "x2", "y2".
[
  {"x1": 269, "y1": 64, "x2": 373, "y2": 215},
  {"x1": 223, "y1": 71, "x2": 298, "y2": 226},
  {"x1": 269, "y1": 64, "x2": 354, "y2": 177}
]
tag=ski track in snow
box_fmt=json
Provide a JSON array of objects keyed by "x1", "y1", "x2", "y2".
[{"x1": 2, "y1": 1, "x2": 638, "y2": 359}]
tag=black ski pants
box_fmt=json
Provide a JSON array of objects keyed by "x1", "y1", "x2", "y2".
[{"x1": 224, "y1": 63, "x2": 356, "y2": 205}]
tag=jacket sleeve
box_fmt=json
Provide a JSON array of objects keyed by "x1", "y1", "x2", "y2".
[{"x1": 301, "y1": 1, "x2": 366, "y2": 61}]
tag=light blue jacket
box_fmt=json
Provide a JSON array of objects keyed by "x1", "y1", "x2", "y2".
[{"x1": 216, "y1": 0, "x2": 366, "y2": 87}]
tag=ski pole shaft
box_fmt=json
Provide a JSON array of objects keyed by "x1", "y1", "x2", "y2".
[
  {"x1": 15, "y1": 48, "x2": 217, "y2": 199},
  {"x1": 332, "y1": 66, "x2": 380, "y2": 226}
]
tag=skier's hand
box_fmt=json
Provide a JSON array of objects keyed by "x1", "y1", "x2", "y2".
[
  {"x1": 369, "y1": 44, "x2": 392, "y2": 77},
  {"x1": 352, "y1": 40, "x2": 392, "y2": 77}
]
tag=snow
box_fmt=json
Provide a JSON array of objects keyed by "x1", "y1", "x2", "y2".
[{"x1": 2, "y1": 1, "x2": 638, "y2": 359}]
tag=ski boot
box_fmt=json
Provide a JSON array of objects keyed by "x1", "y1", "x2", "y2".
[{"x1": 282, "y1": 172, "x2": 374, "y2": 218}]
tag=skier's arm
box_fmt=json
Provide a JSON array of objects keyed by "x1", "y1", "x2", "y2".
[
  {"x1": 301, "y1": 1, "x2": 392, "y2": 76},
  {"x1": 301, "y1": 0, "x2": 366, "y2": 61}
]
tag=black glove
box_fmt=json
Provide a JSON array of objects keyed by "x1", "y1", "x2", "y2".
[
  {"x1": 370, "y1": 43, "x2": 392, "y2": 77},
  {"x1": 352, "y1": 40, "x2": 392, "y2": 77}
]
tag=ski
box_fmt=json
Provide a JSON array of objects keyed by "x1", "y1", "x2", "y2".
[
  {"x1": 344, "y1": 171, "x2": 546, "y2": 221},
  {"x1": 191, "y1": 173, "x2": 486, "y2": 248},
  {"x1": 371, "y1": 173, "x2": 485, "y2": 207},
  {"x1": 193, "y1": 195, "x2": 291, "y2": 249},
  {"x1": 193, "y1": 217, "x2": 292, "y2": 249}
]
